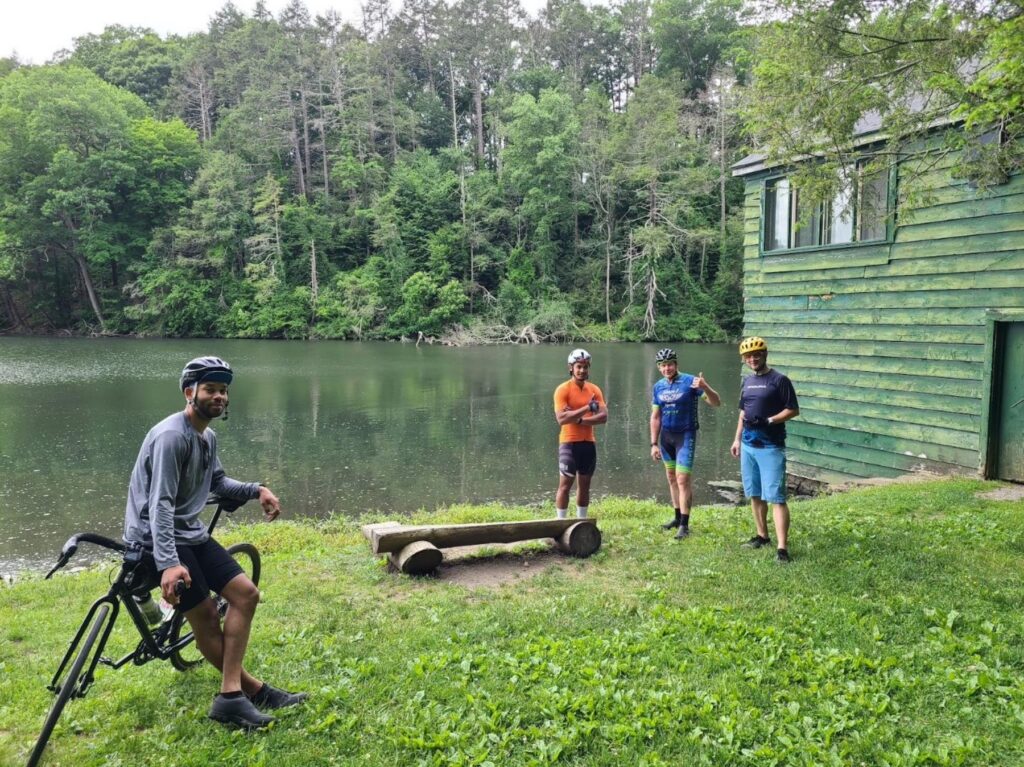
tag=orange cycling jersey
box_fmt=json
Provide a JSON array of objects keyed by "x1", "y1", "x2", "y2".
[{"x1": 554, "y1": 380, "x2": 606, "y2": 443}]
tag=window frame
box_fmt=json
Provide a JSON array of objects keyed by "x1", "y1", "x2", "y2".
[{"x1": 759, "y1": 160, "x2": 896, "y2": 256}]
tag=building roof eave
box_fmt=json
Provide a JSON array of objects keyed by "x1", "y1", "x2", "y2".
[{"x1": 732, "y1": 112, "x2": 960, "y2": 178}]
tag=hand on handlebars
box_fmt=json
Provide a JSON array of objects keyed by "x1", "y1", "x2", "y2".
[{"x1": 161, "y1": 565, "x2": 191, "y2": 605}]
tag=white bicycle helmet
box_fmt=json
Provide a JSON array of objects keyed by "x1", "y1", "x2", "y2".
[{"x1": 567, "y1": 348, "x2": 592, "y2": 365}]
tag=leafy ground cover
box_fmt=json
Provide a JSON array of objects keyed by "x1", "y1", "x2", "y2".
[{"x1": 2, "y1": 478, "x2": 1024, "y2": 766}]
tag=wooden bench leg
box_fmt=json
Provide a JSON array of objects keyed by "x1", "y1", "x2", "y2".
[
  {"x1": 556, "y1": 521, "x2": 602, "y2": 558},
  {"x1": 389, "y1": 540, "x2": 443, "y2": 575}
]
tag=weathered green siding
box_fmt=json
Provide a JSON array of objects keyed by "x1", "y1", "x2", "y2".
[{"x1": 740, "y1": 153, "x2": 1024, "y2": 482}]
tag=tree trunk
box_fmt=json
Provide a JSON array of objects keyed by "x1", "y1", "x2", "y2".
[
  {"x1": 449, "y1": 55, "x2": 458, "y2": 148},
  {"x1": 385, "y1": 65, "x2": 399, "y2": 160},
  {"x1": 555, "y1": 521, "x2": 602, "y2": 558},
  {"x1": 719, "y1": 87, "x2": 727, "y2": 249},
  {"x1": 0, "y1": 281, "x2": 26, "y2": 331},
  {"x1": 300, "y1": 87, "x2": 313, "y2": 189},
  {"x1": 605, "y1": 204, "x2": 614, "y2": 326},
  {"x1": 318, "y1": 74, "x2": 330, "y2": 201},
  {"x1": 460, "y1": 161, "x2": 473, "y2": 315},
  {"x1": 572, "y1": 186, "x2": 580, "y2": 259},
  {"x1": 388, "y1": 540, "x2": 442, "y2": 574},
  {"x1": 290, "y1": 115, "x2": 308, "y2": 199},
  {"x1": 70, "y1": 250, "x2": 106, "y2": 332},
  {"x1": 309, "y1": 238, "x2": 318, "y2": 330},
  {"x1": 473, "y1": 78, "x2": 485, "y2": 166}
]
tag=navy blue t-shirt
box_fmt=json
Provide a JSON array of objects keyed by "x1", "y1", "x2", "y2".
[{"x1": 738, "y1": 368, "x2": 798, "y2": 447}]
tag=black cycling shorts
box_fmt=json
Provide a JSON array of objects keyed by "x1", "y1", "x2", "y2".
[
  {"x1": 139, "y1": 538, "x2": 244, "y2": 613},
  {"x1": 558, "y1": 441, "x2": 597, "y2": 477}
]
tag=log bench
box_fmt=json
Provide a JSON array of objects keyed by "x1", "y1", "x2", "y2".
[{"x1": 361, "y1": 518, "x2": 602, "y2": 575}]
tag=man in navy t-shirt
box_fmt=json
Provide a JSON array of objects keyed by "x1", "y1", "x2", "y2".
[{"x1": 729, "y1": 337, "x2": 800, "y2": 563}]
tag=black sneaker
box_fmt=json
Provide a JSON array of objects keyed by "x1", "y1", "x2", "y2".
[
  {"x1": 776, "y1": 549, "x2": 791, "y2": 564},
  {"x1": 742, "y1": 535, "x2": 771, "y2": 549},
  {"x1": 674, "y1": 525, "x2": 690, "y2": 540},
  {"x1": 250, "y1": 683, "x2": 309, "y2": 711},
  {"x1": 661, "y1": 517, "x2": 681, "y2": 530},
  {"x1": 209, "y1": 694, "x2": 275, "y2": 730}
]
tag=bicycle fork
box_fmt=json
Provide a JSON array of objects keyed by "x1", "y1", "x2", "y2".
[{"x1": 47, "y1": 595, "x2": 119, "y2": 700}]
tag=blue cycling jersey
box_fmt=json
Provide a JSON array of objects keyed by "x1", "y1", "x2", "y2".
[{"x1": 652, "y1": 374, "x2": 703, "y2": 432}]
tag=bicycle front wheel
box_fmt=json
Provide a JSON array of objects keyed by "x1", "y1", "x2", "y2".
[
  {"x1": 27, "y1": 603, "x2": 111, "y2": 767},
  {"x1": 168, "y1": 542, "x2": 261, "y2": 672}
]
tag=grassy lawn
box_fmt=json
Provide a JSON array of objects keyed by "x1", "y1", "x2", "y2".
[{"x1": 2, "y1": 478, "x2": 1024, "y2": 766}]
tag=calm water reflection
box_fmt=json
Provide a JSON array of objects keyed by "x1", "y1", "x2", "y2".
[{"x1": 0, "y1": 338, "x2": 742, "y2": 573}]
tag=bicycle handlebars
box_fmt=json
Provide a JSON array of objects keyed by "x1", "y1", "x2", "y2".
[
  {"x1": 45, "y1": 533, "x2": 126, "y2": 580},
  {"x1": 44, "y1": 495, "x2": 249, "y2": 579}
]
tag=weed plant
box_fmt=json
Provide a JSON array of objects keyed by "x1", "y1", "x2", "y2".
[{"x1": 2, "y1": 479, "x2": 1023, "y2": 766}]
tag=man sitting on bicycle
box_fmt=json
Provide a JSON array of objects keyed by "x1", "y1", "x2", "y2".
[{"x1": 123, "y1": 355, "x2": 306, "y2": 729}]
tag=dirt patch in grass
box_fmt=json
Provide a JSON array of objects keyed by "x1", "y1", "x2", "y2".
[
  {"x1": 977, "y1": 484, "x2": 1024, "y2": 501},
  {"x1": 828, "y1": 470, "x2": 949, "y2": 493},
  {"x1": 435, "y1": 543, "x2": 575, "y2": 588}
]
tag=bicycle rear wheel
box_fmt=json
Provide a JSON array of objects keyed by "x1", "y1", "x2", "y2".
[
  {"x1": 27, "y1": 603, "x2": 111, "y2": 767},
  {"x1": 168, "y1": 542, "x2": 261, "y2": 672}
]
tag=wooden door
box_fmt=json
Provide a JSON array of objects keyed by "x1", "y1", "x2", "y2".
[{"x1": 996, "y1": 322, "x2": 1024, "y2": 482}]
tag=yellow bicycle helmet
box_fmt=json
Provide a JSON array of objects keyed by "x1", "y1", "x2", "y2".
[{"x1": 738, "y1": 336, "x2": 768, "y2": 356}]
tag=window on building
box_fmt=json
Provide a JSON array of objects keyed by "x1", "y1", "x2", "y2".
[
  {"x1": 764, "y1": 178, "x2": 790, "y2": 251},
  {"x1": 763, "y1": 160, "x2": 889, "y2": 252},
  {"x1": 858, "y1": 167, "x2": 888, "y2": 242}
]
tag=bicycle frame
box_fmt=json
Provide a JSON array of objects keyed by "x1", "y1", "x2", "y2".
[
  {"x1": 43, "y1": 496, "x2": 241, "y2": 701},
  {"x1": 45, "y1": 556, "x2": 194, "y2": 702},
  {"x1": 28, "y1": 495, "x2": 257, "y2": 767}
]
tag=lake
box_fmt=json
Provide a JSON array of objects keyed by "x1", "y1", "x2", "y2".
[{"x1": 0, "y1": 338, "x2": 743, "y2": 574}]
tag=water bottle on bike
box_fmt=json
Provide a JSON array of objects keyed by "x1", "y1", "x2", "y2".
[{"x1": 132, "y1": 593, "x2": 163, "y2": 625}]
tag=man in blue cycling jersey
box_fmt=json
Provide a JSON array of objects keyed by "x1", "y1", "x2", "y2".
[
  {"x1": 124, "y1": 356, "x2": 306, "y2": 729},
  {"x1": 649, "y1": 348, "x2": 721, "y2": 539}
]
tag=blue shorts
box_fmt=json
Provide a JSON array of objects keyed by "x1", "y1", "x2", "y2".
[
  {"x1": 659, "y1": 430, "x2": 696, "y2": 473},
  {"x1": 740, "y1": 443, "x2": 787, "y2": 504}
]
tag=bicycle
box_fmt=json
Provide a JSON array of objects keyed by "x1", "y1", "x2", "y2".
[{"x1": 26, "y1": 496, "x2": 261, "y2": 767}]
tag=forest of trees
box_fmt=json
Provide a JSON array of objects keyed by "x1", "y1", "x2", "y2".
[{"x1": 1, "y1": 0, "x2": 1019, "y2": 342}]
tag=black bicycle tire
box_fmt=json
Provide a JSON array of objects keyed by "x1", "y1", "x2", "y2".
[
  {"x1": 168, "y1": 542, "x2": 261, "y2": 672},
  {"x1": 26, "y1": 603, "x2": 111, "y2": 767}
]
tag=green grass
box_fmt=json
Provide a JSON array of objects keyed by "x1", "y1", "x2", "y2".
[{"x1": 3, "y1": 479, "x2": 1024, "y2": 766}]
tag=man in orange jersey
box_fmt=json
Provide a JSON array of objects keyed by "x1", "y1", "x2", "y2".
[{"x1": 553, "y1": 349, "x2": 608, "y2": 519}]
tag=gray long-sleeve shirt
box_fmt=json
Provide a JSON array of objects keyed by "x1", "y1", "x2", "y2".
[{"x1": 123, "y1": 411, "x2": 261, "y2": 571}]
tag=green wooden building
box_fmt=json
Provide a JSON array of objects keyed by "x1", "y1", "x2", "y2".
[{"x1": 732, "y1": 132, "x2": 1024, "y2": 486}]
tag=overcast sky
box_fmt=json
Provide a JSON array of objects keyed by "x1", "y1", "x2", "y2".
[{"x1": 2, "y1": 0, "x2": 549, "y2": 65}]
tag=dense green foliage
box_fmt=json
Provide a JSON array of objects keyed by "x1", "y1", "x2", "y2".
[
  {"x1": 743, "y1": 0, "x2": 1024, "y2": 205},
  {"x1": 0, "y1": 0, "x2": 751, "y2": 341},
  {"x1": 5, "y1": 1, "x2": 1017, "y2": 340},
  {"x1": 3, "y1": 479, "x2": 1024, "y2": 765}
]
